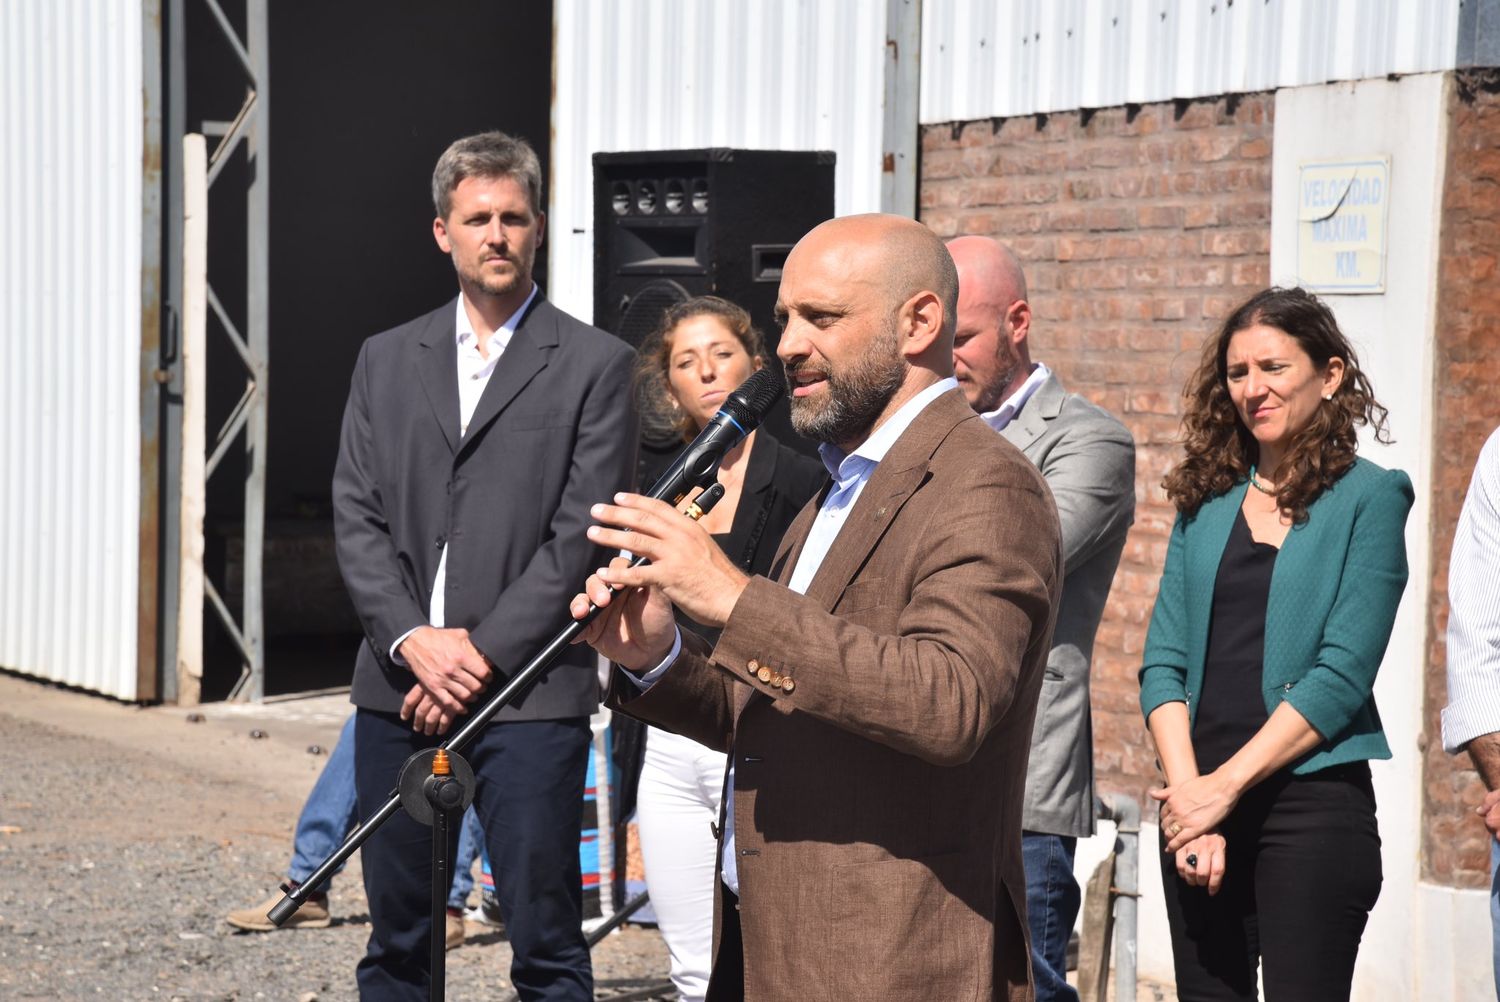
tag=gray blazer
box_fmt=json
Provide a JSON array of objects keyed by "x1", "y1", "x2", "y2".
[
  {"x1": 999, "y1": 371, "x2": 1135, "y2": 836},
  {"x1": 333, "y1": 295, "x2": 638, "y2": 719}
]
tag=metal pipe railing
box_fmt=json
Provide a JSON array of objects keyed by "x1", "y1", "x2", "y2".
[{"x1": 1096, "y1": 791, "x2": 1140, "y2": 1002}]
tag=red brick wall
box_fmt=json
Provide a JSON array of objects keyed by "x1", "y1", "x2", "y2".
[
  {"x1": 919, "y1": 95, "x2": 1275, "y2": 803},
  {"x1": 1422, "y1": 74, "x2": 1500, "y2": 889}
]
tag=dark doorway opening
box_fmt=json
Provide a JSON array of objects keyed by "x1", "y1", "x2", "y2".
[{"x1": 188, "y1": 1, "x2": 555, "y2": 700}]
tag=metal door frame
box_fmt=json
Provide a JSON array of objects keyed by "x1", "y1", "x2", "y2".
[{"x1": 157, "y1": 0, "x2": 270, "y2": 703}]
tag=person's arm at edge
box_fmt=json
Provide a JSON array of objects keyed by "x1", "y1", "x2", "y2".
[{"x1": 1443, "y1": 430, "x2": 1500, "y2": 836}]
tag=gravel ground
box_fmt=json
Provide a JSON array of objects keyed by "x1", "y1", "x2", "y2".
[
  {"x1": 0, "y1": 676, "x2": 672, "y2": 1001},
  {"x1": 0, "y1": 673, "x2": 1176, "y2": 1002}
]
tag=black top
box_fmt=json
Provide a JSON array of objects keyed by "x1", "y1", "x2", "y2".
[
  {"x1": 674, "y1": 430, "x2": 826, "y2": 646},
  {"x1": 1192, "y1": 507, "x2": 1279, "y2": 774}
]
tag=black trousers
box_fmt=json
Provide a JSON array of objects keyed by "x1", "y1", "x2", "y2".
[
  {"x1": 353, "y1": 709, "x2": 594, "y2": 1002},
  {"x1": 706, "y1": 887, "x2": 745, "y2": 1002},
  {"x1": 1162, "y1": 763, "x2": 1382, "y2": 1002}
]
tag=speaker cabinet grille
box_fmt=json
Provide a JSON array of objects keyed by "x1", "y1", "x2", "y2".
[
  {"x1": 593, "y1": 149, "x2": 836, "y2": 467},
  {"x1": 615, "y1": 278, "x2": 692, "y2": 351}
]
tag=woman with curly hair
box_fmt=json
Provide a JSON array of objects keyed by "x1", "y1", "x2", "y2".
[{"x1": 1138, "y1": 286, "x2": 1413, "y2": 1001}]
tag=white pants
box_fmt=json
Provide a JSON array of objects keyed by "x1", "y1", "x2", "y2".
[{"x1": 636, "y1": 726, "x2": 726, "y2": 1002}]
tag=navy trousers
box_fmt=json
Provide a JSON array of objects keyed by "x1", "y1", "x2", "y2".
[{"x1": 353, "y1": 709, "x2": 594, "y2": 1001}]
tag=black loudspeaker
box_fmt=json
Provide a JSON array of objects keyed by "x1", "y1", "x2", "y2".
[{"x1": 592, "y1": 149, "x2": 836, "y2": 474}]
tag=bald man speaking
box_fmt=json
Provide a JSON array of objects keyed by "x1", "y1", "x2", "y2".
[{"x1": 573, "y1": 214, "x2": 1062, "y2": 1001}]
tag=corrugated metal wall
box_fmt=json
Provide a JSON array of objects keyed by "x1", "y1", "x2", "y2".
[
  {"x1": 920, "y1": 0, "x2": 1462, "y2": 123},
  {"x1": 0, "y1": 0, "x2": 144, "y2": 699},
  {"x1": 548, "y1": 0, "x2": 891, "y2": 322},
  {"x1": 549, "y1": 0, "x2": 1463, "y2": 314}
]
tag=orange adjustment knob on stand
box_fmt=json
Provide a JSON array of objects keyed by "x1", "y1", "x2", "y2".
[{"x1": 432, "y1": 748, "x2": 451, "y2": 776}]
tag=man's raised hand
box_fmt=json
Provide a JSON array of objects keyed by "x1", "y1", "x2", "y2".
[
  {"x1": 569, "y1": 554, "x2": 678, "y2": 673},
  {"x1": 583, "y1": 493, "x2": 750, "y2": 629}
]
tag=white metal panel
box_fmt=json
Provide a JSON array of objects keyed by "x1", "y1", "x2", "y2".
[
  {"x1": 0, "y1": 0, "x2": 143, "y2": 699},
  {"x1": 921, "y1": 0, "x2": 1463, "y2": 123},
  {"x1": 1268, "y1": 73, "x2": 1452, "y2": 998},
  {"x1": 549, "y1": 0, "x2": 891, "y2": 322}
]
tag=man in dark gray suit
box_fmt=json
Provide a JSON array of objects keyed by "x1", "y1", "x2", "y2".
[
  {"x1": 333, "y1": 131, "x2": 637, "y2": 1000},
  {"x1": 948, "y1": 236, "x2": 1135, "y2": 1002}
]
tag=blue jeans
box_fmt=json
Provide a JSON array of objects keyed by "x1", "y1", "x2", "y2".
[
  {"x1": 287, "y1": 713, "x2": 484, "y2": 911},
  {"x1": 452, "y1": 809, "x2": 484, "y2": 910},
  {"x1": 288, "y1": 716, "x2": 360, "y2": 888},
  {"x1": 1491, "y1": 838, "x2": 1499, "y2": 1002},
  {"x1": 1022, "y1": 832, "x2": 1080, "y2": 1002}
]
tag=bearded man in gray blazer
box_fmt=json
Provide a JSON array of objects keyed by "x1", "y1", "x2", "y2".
[
  {"x1": 948, "y1": 236, "x2": 1136, "y2": 1002},
  {"x1": 333, "y1": 131, "x2": 637, "y2": 1000}
]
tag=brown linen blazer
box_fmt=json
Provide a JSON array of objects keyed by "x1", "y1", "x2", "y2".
[{"x1": 610, "y1": 388, "x2": 1062, "y2": 1002}]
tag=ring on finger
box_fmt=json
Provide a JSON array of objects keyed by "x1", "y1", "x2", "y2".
[
  {"x1": 1186, "y1": 853, "x2": 1198, "y2": 867},
  {"x1": 1168, "y1": 821, "x2": 1183, "y2": 836}
]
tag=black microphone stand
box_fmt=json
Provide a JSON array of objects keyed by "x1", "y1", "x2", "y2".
[
  {"x1": 265, "y1": 483, "x2": 728, "y2": 1000},
  {"x1": 394, "y1": 746, "x2": 474, "y2": 1001}
]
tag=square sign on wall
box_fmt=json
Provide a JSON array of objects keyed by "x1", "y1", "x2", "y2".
[{"x1": 1296, "y1": 157, "x2": 1390, "y2": 294}]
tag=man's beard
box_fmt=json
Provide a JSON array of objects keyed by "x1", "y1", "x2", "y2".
[
  {"x1": 786, "y1": 321, "x2": 906, "y2": 445},
  {"x1": 971, "y1": 347, "x2": 1022, "y2": 414},
  {"x1": 461, "y1": 254, "x2": 529, "y2": 298}
]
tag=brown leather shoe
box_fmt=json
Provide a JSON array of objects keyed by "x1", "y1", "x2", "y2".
[
  {"x1": 226, "y1": 891, "x2": 331, "y2": 931},
  {"x1": 445, "y1": 911, "x2": 465, "y2": 950}
]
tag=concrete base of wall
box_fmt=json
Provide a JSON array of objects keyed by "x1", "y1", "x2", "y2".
[
  {"x1": 1073, "y1": 824, "x2": 1494, "y2": 1000},
  {"x1": 1411, "y1": 880, "x2": 1492, "y2": 1002}
]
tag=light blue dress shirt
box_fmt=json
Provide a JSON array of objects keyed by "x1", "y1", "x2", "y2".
[{"x1": 630, "y1": 377, "x2": 960, "y2": 894}]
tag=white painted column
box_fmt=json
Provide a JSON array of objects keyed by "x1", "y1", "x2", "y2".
[
  {"x1": 176, "y1": 134, "x2": 207, "y2": 707},
  {"x1": 1269, "y1": 72, "x2": 1486, "y2": 1002}
]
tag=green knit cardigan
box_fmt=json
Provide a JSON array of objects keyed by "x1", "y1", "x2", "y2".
[{"x1": 1138, "y1": 457, "x2": 1414, "y2": 773}]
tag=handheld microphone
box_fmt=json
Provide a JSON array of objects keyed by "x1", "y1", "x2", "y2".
[{"x1": 643, "y1": 368, "x2": 785, "y2": 505}]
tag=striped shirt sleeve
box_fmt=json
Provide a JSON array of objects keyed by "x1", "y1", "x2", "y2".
[{"x1": 1442, "y1": 426, "x2": 1500, "y2": 754}]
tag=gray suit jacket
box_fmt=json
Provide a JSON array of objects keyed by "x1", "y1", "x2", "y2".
[
  {"x1": 333, "y1": 295, "x2": 638, "y2": 718},
  {"x1": 999, "y1": 371, "x2": 1135, "y2": 836}
]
